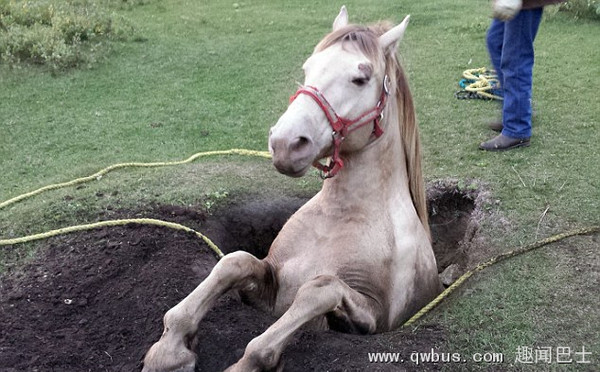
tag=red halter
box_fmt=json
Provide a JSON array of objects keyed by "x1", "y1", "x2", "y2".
[{"x1": 289, "y1": 75, "x2": 390, "y2": 178}]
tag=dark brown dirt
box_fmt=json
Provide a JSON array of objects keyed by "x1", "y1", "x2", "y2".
[
  {"x1": 427, "y1": 180, "x2": 478, "y2": 274},
  {"x1": 0, "y1": 184, "x2": 482, "y2": 372}
]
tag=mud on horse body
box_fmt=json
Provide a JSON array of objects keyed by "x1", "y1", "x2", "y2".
[{"x1": 143, "y1": 6, "x2": 442, "y2": 372}]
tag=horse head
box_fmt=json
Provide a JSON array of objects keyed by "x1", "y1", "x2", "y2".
[{"x1": 268, "y1": 6, "x2": 410, "y2": 178}]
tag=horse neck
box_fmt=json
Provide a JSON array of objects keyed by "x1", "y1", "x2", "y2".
[{"x1": 321, "y1": 103, "x2": 411, "y2": 207}]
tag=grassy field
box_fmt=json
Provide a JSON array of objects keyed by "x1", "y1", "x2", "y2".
[{"x1": 1, "y1": 0, "x2": 599, "y2": 370}]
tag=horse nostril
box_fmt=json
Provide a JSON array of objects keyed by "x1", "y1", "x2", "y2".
[{"x1": 290, "y1": 136, "x2": 311, "y2": 152}]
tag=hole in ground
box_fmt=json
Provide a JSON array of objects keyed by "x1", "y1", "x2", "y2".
[
  {"x1": 207, "y1": 195, "x2": 309, "y2": 259},
  {"x1": 427, "y1": 182, "x2": 477, "y2": 278},
  {"x1": 209, "y1": 182, "x2": 479, "y2": 283},
  {"x1": 0, "y1": 181, "x2": 483, "y2": 372}
]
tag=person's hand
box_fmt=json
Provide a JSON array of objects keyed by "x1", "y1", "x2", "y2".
[{"x1": 492, "y1": 0, "x2": 522, "y2": 21}]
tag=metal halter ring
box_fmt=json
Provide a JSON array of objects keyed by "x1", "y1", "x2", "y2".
[{"x1": 383, "y1": 74, "x2": 391, "y2": 96}]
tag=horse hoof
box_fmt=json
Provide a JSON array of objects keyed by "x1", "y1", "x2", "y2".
[{"x1": 142, "y1": 340, "x2": 196, "y2": 372}]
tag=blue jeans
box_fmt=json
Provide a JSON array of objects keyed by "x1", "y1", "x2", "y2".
[{"x1": 486, "y1": 8, "x2": 543, "y2": 139}]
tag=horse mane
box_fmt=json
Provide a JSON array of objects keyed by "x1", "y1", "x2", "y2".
[{"x1": 315, "y1": 23, "x2": 430, "y2": 237}]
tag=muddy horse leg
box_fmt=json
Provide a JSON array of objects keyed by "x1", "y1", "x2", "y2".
[
  {"x1": 143, "y1": 251, "x2": 273, "y2": 372},
  {"x1": 226, "y1": 274, "x2": 379, "y2": 372}
]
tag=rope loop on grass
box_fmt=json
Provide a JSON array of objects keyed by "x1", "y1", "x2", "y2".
[
  {"x1": 0, "y1": 218, "x2": 225, "y2": 259},
  {"x1": 0, "y1": 149, "x2": 271, "y2": 211},
  {"x1": 455, "y1": 67, "x2": 503, "y2": 101},
  {"x1": 401, "y1": 225, "x2": 600, "y2": 327}
]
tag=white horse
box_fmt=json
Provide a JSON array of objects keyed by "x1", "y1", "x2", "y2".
[{"x1": 143, "y1": 6, "x2": 442, "y2": 372}]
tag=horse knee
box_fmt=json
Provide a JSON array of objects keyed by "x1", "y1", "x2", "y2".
[
  {"x1": 216, "y1": 251, "x2": 272, "y2": 295},
  {"x1": 142, "y1": 307, "x2": 198, "y2": 372},
  {"x1": 161, "y1": 304, "x2": 195, "y2": 340},
  {"x1": 143, "y1": 309, "x2": 196, "y2": 372},
  {"x1": 215, "y1": 251, "x2": 258, "y2": 279},
  {"x1": 242, "y1": 337, "x2": 282, "y2": 371}
]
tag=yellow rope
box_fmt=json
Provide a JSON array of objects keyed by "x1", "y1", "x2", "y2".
[
  {"x1": 462, "y1": 67, "x2": 503, "y2": 100},
  {"x1": 0, "y1": 149, "x2": 271, "y2": 211},
  {"x1": 402, "y1": 225, "x2": 600, "y2": 327},
  {"x1": 0, "y1": 218, "x2": 224, "y2": 259}
]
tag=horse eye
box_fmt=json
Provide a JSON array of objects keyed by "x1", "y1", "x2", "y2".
[{"x1": 351, "y1": 77, "x2": 368, "y2": 87}]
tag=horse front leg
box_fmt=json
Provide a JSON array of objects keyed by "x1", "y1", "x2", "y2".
[
  {"x1": 143, "y1": 251, "x2": 274, "y2": 372},
  {"x1": 225, "y1": 274, "x2": 380, "y2": 372}
]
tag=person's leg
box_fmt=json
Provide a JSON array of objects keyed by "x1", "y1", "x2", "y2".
[
  {"x1": 500, "y1": 7, "x2": 543, "y2": 139},
  {"x1": 486, "y1": 18, "x2": 505, "y2": 87},
  {"x1": 485, "y1": 20, "x2": 505, "y2": 132}
]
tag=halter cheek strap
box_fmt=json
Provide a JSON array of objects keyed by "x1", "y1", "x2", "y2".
[{"x1": 289, "y1": 75, "x2": 390, "y2": 179}]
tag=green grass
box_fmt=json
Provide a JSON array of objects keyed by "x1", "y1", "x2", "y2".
[{"x1": 1, "y1": 0, "x2": 599, "y2": 370}]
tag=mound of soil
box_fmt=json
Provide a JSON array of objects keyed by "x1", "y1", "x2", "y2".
[
  {"x1": 0, "y1": 225, "x2": 209, "y2": 371},
  {"x1": 0, "y1": 186, "x2": 480, "y2": 371}
]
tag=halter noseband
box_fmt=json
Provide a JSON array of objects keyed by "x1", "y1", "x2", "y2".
[{"x1": 289, "y1": 75, "x2": 390, "y2": 179}]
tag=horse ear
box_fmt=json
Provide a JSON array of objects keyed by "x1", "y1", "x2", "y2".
[
  {"x1": 333, "y1": 5, "x2": 348, "y2": 31},
  {"x1": 378, "y1": 15, "x2": 410, "y2": 52}
]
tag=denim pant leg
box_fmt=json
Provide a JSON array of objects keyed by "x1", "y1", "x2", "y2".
[
  {"x1": 486, "y1": 19, "x2": 505, "y2": 88},
  {"x1": 500, "y1": 8, "x2": 543, "y2": 139}
]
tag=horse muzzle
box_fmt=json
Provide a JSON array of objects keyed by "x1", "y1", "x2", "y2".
[{"x1": 268, "y1": 130, "x2": 317, "y2": 177}]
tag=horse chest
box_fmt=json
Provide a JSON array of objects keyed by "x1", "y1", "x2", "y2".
[{"x1": 267, "y1": 211, "x2": 398, "y2": 315}]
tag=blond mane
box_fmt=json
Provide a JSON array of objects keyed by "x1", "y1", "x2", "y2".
[{"x1": 315, "y1": 23, "x2": 430, "y2": 237}]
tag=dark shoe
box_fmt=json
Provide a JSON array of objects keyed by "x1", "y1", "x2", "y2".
[
  {"x1": 479, "y1": 134, "x2": 530, "y2": 151},
  {"x1": 488, "y1": 120, "x2": 503, "y2": 132}
]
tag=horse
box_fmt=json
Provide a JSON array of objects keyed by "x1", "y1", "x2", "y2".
[{"x1": 143, "y1": 6, "x2": 442, "y2": 372}]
